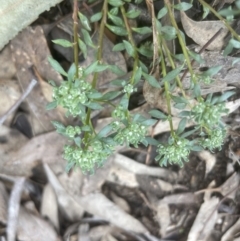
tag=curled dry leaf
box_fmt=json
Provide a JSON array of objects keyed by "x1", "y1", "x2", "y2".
[
  {"x1": 17, "y1": 207, "x2": 59, "y2": 241},
  {"x1": 43, "y1": 164, "x2": 84, "y2": 222},
  {"x1": 222, "y1": 217, "x2": 240, "y2": 241},
  {"x1": 156, "y1": 203, "x2": 170, "y2": 237},
  {"x1": 180, "y1": 11, "x2": 229, "y2": 50},
  {"x1": 0, "y1": 46, "x2": 16, "y2": 79},
  {"x1": 10, "y1": 26, "x2": 68, "y2": 135},
  {"x1": 107, "y1": 164, "x2": 139, "y2": 188},
  {"x1": 113, "y1": 153, "x2": 178, "y2": 182},
  {"x1": 0, "y1": 79, "x2": 21, "y2": 125},
  {"x1": 197, "y1": 151, "x2": 216, "y2": 178},
  {"x1": 2, "y1": 132, "x2": 66, "y2": 177},
  {"x1": 79, "y1": 193, "x2": 148, "y2": 233},
  {"x1": 7, "y1": 177, "x2": 25, "y2": 241},
  {"x1": 0, "y1": 182, "x2": 8, "y2": 227},
  {"x1": 40, "y1": 184, "x2": 59, "y2": 231},
  {"x1": 187, "y1": 196, "x2": 219, "y2": 241},
  {"x1": 0, "y1": 125, "x2": 28, "y2": 165}
]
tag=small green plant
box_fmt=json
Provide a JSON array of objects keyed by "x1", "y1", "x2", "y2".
[{"x1": 47, "y1": 0, "x2": 237, "y2": 172}]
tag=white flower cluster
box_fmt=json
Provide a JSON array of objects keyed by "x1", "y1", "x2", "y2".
[
  {"x1": 53, "y1": 80, "x2": 92, "y2": 117},
  {"x1": 114, "y1": 122, "x2": 147, "y2": 147},
  {"x1": 156, "y1": 138, "x2": 190, "y2": 167}
]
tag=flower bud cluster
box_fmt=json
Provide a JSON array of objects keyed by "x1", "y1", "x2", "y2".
[
  {"x1": 200, "y1": 128, "x2": 226, "y2": 151},
  {"x1": 192, "y1": 101, "x2": 226, "y2": 126},
  {"x1": 123, "y1": 84, "x2": 136, "y2": 94},
  {"x1": 114, "y1": 122, "x2": 147, "y2": 147},
  {"x1": 64, "y1": 140, "x2": 114, "y2": 172},
  {"x1": 65, "y1": 125, "x2": 81, "y2": 138},
  {"x1": 52, "y1": 80, "x2": 92, "y2": 117},
  {"x1": 156, "y1": 138, "x2": 190, "y2": 167}
]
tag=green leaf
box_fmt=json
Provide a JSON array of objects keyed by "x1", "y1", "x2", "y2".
[
  {"x1": 100, "y1": 91, "x2": 121, "y2": 100},
  {"x1": 78, "y1": 39, "x2": 87, "y2": 59},
  {"x1": 141, "y1": 138, "x2": 148, "y2": 147},
  {"x1": 144, "y1": 137, "x2": 159, "y2": 146},
  {"x1": 219, "y1": 8, "x2": 240, "y2": 17},
  {"x1": 110, "y1": 79, "x2": 126, "y2": 87},
  {"x1": 142, "y1": 72, "x2": 161, "y2": 88},
  {"x1": 174, "y1": 103, "x2": 187, "y2": 109},
  {"x1": 52, "y1": 39, "x2": 72, "y2": 47},
  {"x1": 108, "y1": 13, "x2": 124, "y2": 26},
  {"x1": 132, "y1": 27, "x2": 152, "y2": 34},
  {"x1": 224, "y1": 41, "x2": 233, "y2": 56},
  {"x1": 74, "y1": 136, "x2": 81, "y2": 147},
  {"x1": 188, "y1": 50, "x2": 204, "y2": 64},
  {"x1": 67, "y1": 63, "x2": 76, "y2": 82},
  {"x1": 179, "y1": 111, "x2": 191, "y2": 117},
  {"x1": 133, "y1": 114, "x2": 147, "y2": 122},
  {"x1": 201, "y1": 65, "x2": 222, "y2": 77},
  {"x1": 120, "y1": 94, "x2": 129, "y2": 110},
  {"x1": 90, "y1": 12, "x2": 102, "y2": 22},
  {"x1": 126, "y1": 9, "x2": 141, "y2": 18},
  {"x1": 51, "y1": 121, "x2": 65, "y2": 131},
  {"x1": 180, "y1": 128, "x2": 198, "y2": 138},
  {"x1": 84, "y1": 61, "x2": 98, "y2": 75},
  {"x1": 48, "y1": 57, "x2": 67, "y2": 76},
  {"x1": 87, "y1": 91, "x2": 102, "y2": 99},
  {"x1": 230, "y1": 38, "x2": 240, "y2": 48},
  {"x1": 108, "y1": 0, "x2": 123, "y2": 7},
  {"x1": 106, "y1": 24, "x2": 127, "y2": 36},
  {"x1": 193, "y1": 83, "x2": 201, "y2": 97},
  {"x1": 202, "y1": 5, "x2": 210, "y2": 19},
  {"x1": 218, "y1": 91, "x2": 235, "y2": 102},
  {"x1": 46, "y1": 100, "x2": 58, "y2": 110},
  {"x1": 141, "y1": 119, "x2": 157, "y2": 126},
  {"x1": 123, "y1": 40, "x2": 135, "y2": 57},
  {"x1": 232, "y1": 58, "x2": 240, "y2": 66},
  {"x1": 85, "y1": 102, "x2": 103, "y2": 110},
  {"x1": 149, "y1": 109, "x2": 167, "y2": 120},
  {"x1": 174, "y1": 2, "x2": 192, "y2": 11},
  {"x1": 112, "y1": 43, "x2": 125, "y2": 52},
  {"x1": 97, "y1": 125, "x2": 113, "y2": 138},
  {"x1": 78, "y1": 12, "x2": 91, "y2": 31},
  {"x1": 161, "y1": 66, "x2": 182, "y2": 83},
  {"x1": 133, "y1": 67, "x2": 142, "y2": 85},
  {"x1": 171, "y1": 95, "x2": 188, "y2": 104},
  {"x1": 48, "y1": 80, "x2": 56, "y2": 87},
  {"x1": 137, "y1": 45, "x2": 153, "y2": 57},
  {"x1": 108, "y1": 65, "x2": 126, "y2": 76},
  {"x1": 176, "y1": 118, "x2": 187, "y2": 134},
  {"x1": 139, "y1": 61, "x2": 148, "y2": 73},
  {"x1": 94, "y1": 64, "x2": 109, "y2": 72},
  {"x1": 109, "y1": 7, "x2": 119, "y2": 15},
  {"x1": 161, "y1": 26, "x2": 176, "y2": 36},
  {"x1": 157, "y1": 6, "x2": 168, "y2": 19},
  {"x1": 190, "y1": 145, "x2": 204, "y2": 151},
  {"x1": 81, "y1": 29, "x2": 95, "y2": 48}
]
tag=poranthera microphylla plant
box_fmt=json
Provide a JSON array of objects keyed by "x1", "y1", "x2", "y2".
[{"x1": 47, "y1": 0, "x2": 237, "y2": 173}]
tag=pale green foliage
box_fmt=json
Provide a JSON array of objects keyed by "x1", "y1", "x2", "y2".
[{"x1": 48, "y1": 0, "x2": 235, "y2": 173}]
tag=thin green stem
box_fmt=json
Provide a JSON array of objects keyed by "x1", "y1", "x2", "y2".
[
  {"x1": 198, "y1": 0, "x2": 240, "y2": 42},
  {"x1": 73, "y1": 0, "x2": 79, "y2": 79},
  {"x1": 160, "y1": 36, "x2": 187, "y2": 98},
  {"x1": 158, "y1": 43, "x2": 175, "y2": 136},
  {"x1": 164, "y1": 0, "x2": 194, "y2": 82},
  {"x1": 120, "y1": 5, "x2": 139, "y2": 90},
  {"x1": 84, "y1": 0, "x2": 108, "y2": 143}
]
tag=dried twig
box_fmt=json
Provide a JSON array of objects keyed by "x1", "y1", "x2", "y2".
[
  {"x1": 0, "y1": 79, "x2": 37, "y2": 125},
  {"x1": 7, "y1": 177, "x2": 25, "y2": 241}
]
